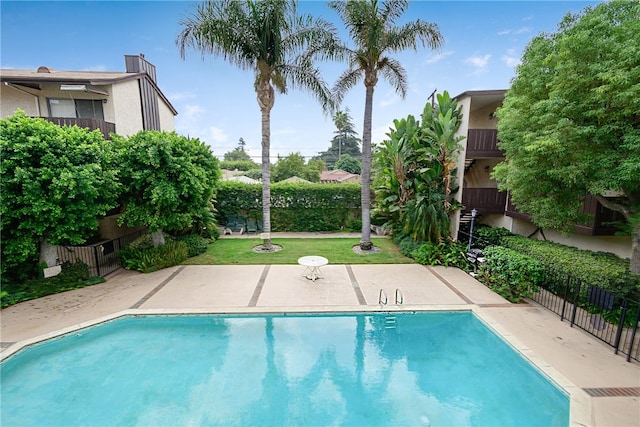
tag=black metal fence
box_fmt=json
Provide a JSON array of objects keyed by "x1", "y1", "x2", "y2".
[
  {"x1": 56, "y1": 231, "x2": 144, "y2": 277},
  {"x1": 458, "y1": 228, "x2": 640, "y2": 363},
  {"x1": 530, "y1": 272, "x2": 640, "y2": 363}
]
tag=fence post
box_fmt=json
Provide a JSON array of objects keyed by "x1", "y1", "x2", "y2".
[
  {"x1": 624, "y1": 303, "x2": 639, "y2": 362},
  {"x1": 570, "y1": 279, "x2": 581, "y2": 327},
  {"x1": 560, "y1": 274, "x2": 570, "y2": 321},
  {"x1": 94, "y1": 245, "x2": 101, "y2": 277},
  {"x1": 613, "y1": 299, "x2": 628, "y2": 355}
]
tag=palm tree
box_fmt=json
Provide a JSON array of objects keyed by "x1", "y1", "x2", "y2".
[
  {"x1": 177, "y1": 0, "x2": 336, "y2": 249},
  {"x1": 329, "y1": 0, "x2": 443, "y2": 250},
  {"x1": 333, "y1": 108, "x2": 349, "y2": 160}
]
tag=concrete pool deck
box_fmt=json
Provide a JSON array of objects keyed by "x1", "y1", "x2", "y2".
[{"x1": 1, "y1": 238, "x2": 639, "y2": 426}]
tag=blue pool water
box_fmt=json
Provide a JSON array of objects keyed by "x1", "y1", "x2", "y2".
[{"x1": 1, "y1": 312, "x2": 569, "y2": 426}]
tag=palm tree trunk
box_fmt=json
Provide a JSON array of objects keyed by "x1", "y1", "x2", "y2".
[
  {"x1": 258, "y1": 78, "x2": 275, "y2": 250},
  {"x1": 360, "y1": 84, "x2": 374, "y2": 250}
]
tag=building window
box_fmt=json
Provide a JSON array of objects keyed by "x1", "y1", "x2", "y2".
[{"x1": 48, "y1": 98, "x2": 104, "y2": 120}]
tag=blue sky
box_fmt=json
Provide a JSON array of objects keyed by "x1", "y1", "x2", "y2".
[{"x1": 1, "y1": 0, "x2": 600, "y2": 162}]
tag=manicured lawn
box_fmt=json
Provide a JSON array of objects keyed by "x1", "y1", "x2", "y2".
[{"x1": 183, "y1": 238, "x2": 415, "y2": 265}]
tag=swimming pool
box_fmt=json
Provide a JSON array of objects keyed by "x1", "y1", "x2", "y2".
[{"x1": 1, "y1": 312, "x2": 569, "y2": 426}]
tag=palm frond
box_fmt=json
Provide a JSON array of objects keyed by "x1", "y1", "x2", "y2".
[
  {"x1": 377, "y1": 57, "x2": 408, "y2": 98},
  {"x1": 332, "y1": 67, "x2": 364, "y2": 104}
]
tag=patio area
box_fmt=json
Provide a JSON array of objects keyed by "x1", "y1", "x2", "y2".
[{"x1": 1, "y1": 261, "x2": 639, "y2": 426}]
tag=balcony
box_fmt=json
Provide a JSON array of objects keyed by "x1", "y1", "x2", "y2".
[
  {"x1": 41, "y1": 117, "x2": 116, "y2": 140},
  {"x1": 461, "y1": 188, "x2": 507, "y2": 215},
  {"x1": 466, "y1": 129, "x2": 502, "y2": 158}
]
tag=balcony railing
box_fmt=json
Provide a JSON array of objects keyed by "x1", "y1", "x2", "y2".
[
  {"x1": 466, "y1": 129, "x2": 502, "y2": 157},
  {"x1": 42, "y1": 117, "x2": 116, "y2": 140},
  {"x1": 461, "y1": 187, "x2": 507, "y2": 215}
]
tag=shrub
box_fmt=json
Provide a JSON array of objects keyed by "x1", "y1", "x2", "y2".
[
  {"x1": 393, "y1": 231, "x2": 422, "y2": 257},
  {"x1": 475, "y1": 226, "x2": 513, "y2": 249},
  {"x1": 501, "y1": 235, "x2": 639, "y2": 297},
  {"x1": 411, "y1": 241, "x2": 468, "y2": 268},
  {"x1": 0, "y1": 261, "x2": 104, "y2": 308},
  {"x1": 119, "y1": 241, "x2": 189, "y2": 273},
  {"x1": 175, "y1": 234, "x2": 209, "y2": 257},
  {"x1": 478, "y1": 246, "x2": 545, "y2": 303}
]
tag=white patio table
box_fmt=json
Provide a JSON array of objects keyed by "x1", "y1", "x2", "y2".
[{"x1": 297, "y1": 256, "x2": 328, "y2": 282}]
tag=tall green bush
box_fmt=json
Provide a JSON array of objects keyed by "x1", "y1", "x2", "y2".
[
  {"x1": 478, "y1": 246, "x2": 545, "y2": 302},
  {"x1": 216, "y1": 181, "x2": 361, "y2": 231},
  {"x1": 1, "y1": 112, "x2": 119, "y2": 282},
  {"x1": 501, "y1": 235, "x2": 639, "y2": 296}
]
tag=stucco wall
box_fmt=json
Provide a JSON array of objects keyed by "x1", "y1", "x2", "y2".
[
  {"x1": 111, "y1": 79, "x2": 143, "y2": 136},
  {"x1": 1, "y1": 82, "x2": 110, "y2": 120},
  {"x1": 450, "y1": 95, "x2": 472, "y2": 238},
  {"x1": 1, "y1": 84, "x2": 40, "y2": 117},
  {"x1": 464, "y1": 159, "x2": 500, "y2": 188},
  {"x1": 158, "y1": 98, "x2": 176, "y2": 132},
  {"x1": 468, "y1": 104, "x2": 499, "y2": 129}
]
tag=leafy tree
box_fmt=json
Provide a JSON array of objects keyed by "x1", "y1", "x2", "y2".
[
  {"x1": 315, "y1": 107, "x2": 361, "y2": 169},
  {"x1": 493, "y1": 0, "x2": 640, "y2": 274},
  {"x1": 0, "y1": 112, "x2": 119, "y2": 280},
  {"x1": 178, "y1": 0, "x2": 337, "y2": 249},
  {"x1": 272, "y1": 152, "x2": 320, "y2": 182},
  {"x1": 330, "y1": 0, "x2": 443, "y2": 250},
  {"x1": 335, "y1": 153, "x2": 361, "y2": 174},
  {"x1": 224, "y1": 148, "x2": 252, "y2": 162},
  {"x1": 114, "y1": 131, "x2": 220, "y2": 247},
  {"x1": 220, "y1": 159, "x2": 260, "y2": 171},
  {"x1": 374, "y1": 92, "x2": 463, "y2": 242},
  {"x1": 238, "y1": 137, "x2": 247, "y2": 151}
]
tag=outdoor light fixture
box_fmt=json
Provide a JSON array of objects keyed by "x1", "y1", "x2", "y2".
[
  {"x1": 488, "y1": 112, "x2": 496, "y2": 120},
  {"x1": 468, "y1": 208, "x2": 478, "y2": 252}
]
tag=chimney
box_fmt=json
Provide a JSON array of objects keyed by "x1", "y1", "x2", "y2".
[{"x1": 124, "y1": 53, "x2": 157, "y2": 83}]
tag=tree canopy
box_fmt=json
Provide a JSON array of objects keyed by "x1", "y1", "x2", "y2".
[
  {"x1": 493, "y1": 0, "x2": 640, "y2": 273},
  {"x1": 272, "y1": 152, "x2": 321, "y2": 182},
  {"x1": 335, "y1": 153, "x2": 361, "y2": 174},
  {"x1": 0, "y1": 112, "x2": 119, "y2": 279},
  {"x1": 114, "y1": 131, "x2": 220, "y2": 246},
  {"x1": 315, "y1": 108, "x2": 361, "y2": 169},
  {"x1": 224, "y1": 148, "x2": 252, "y2": 162}
]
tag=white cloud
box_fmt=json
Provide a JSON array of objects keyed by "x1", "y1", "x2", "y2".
[
  {"x1": 498, "y1": 26, "x2": 531, "y2": 36},
  {"x1": 205, "y1": 126, "x2": 228, "y2": 143},
  {"x1": 182, "y1": 103, "x2": 205, "y2": 119},
  {"x1": 501, "y1": 49, "x2": 521, "y2": 68},
  {"x1": 514, "y1": 26, "x2": 532, "y2": 35},
  {"x1": 424, "y1": 51, "x2": 455, "y2": 64},
  {"x1": 168, "y1": 91, "x2": 198, "y2": 102},
  {"x1": 465, "y1": 54, "x2": 491, "y2": 69},
  {"x1": 379, "y1": 95, "x2": 399, "y2": 108}
]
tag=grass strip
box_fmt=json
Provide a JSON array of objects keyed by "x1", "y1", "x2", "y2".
[{"x1": 183, "y1": 238, "x2": 415, "y2": 265}]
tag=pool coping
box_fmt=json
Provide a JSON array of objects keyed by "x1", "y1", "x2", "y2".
[{"x1": 1, "y1": 304, "x2": 592, "y2": 426}]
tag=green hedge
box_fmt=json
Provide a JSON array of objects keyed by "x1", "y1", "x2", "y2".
[
  {"x1": 478, "y1": 246, "x2": 545, "y2": 303},
  {"x1": 500, "y1": 235, "x2": 639, "y2": 296},
  {"x1": 216, "y1": 181, "x2": 361, "y2": 231}
]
